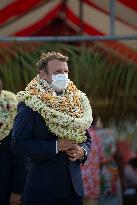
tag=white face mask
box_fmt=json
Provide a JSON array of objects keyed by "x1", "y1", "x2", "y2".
[{"x1": 51, "y1": 73, "x2": 69, "y2": 92}]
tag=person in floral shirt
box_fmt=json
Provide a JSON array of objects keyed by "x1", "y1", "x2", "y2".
[
  {"x1": 81, "y1": 126, "x2": 104, "y2": 205},
  {"x1": 97, "y1": 128, "x2": 124, "y2": 205}
]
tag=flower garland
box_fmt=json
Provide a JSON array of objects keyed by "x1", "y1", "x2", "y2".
[
  {"x1": 0, "y1": 90, "x2": 18, "y2": 141},
  {"x1": 17, "y1": 75, "x2": 93, "y2": 143}
]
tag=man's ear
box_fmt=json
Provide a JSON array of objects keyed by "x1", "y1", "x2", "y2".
[{"x1": 39, "y1": 70, "x2": 47, "y2": 79}]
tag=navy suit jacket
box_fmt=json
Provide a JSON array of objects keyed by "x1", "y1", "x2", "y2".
[
  {"x1": 12, "y1": 102, "x2": 91, "y2": 203},
  {"x1": 0, "y1": 132, "x2": 27, "y2": 205}
]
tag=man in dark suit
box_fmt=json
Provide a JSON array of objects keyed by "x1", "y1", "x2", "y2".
[
  {"x1": 12, "y1": 51, "x2": 92, "y2": 205},
  {"x1": 0, "y1": 78, "x2": 27, "y2": 205}
]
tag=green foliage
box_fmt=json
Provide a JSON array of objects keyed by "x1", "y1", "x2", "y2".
[{"x1": 0, "y1": 42, "x2": 137, "y2": 123}]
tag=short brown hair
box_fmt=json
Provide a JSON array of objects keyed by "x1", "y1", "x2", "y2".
[{"x1": 36, "y1": 51, "x2": 69, "y2": 72}]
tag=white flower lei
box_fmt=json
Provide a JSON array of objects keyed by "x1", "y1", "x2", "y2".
[
  {"x1": 17, "y1": 76, "x2": 93, "y2": 143},
  {"x1": 0, "y1": 90, "x2": 17, "y2": 141}
]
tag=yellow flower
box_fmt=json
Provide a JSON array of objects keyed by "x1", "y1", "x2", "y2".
[
  {"x1": 42, "y1": 93, "x2": 52, "y2": 100},
  {"x1": 30, "y1": 89, "x2": 36, "y2": 95}
]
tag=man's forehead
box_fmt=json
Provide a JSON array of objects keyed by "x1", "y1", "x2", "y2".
[{"x1": 48, "y1": 59, "x2": 68, "y2": 68}]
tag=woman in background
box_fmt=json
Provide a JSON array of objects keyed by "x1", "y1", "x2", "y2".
[
  {"x1": 98, "y1": 128, "x2": 124, "y2": 205},
  {"x1": 81, "y1": 119, "x2": 104, "y2": 205}
]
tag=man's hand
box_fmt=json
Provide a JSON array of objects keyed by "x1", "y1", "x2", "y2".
[
  {"x1": 66, "y1": 145, "x2": 85, "y2": 161},
  {"x1": 9, "y1": 193, "x2": 21, "y2": 205},
  {"x1": 57, "y1": 139, "x2": 78, "y2": 152}
]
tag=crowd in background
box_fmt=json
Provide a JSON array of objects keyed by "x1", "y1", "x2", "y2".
[{"x1": 81, "y1": 117, "x2": 137, "y2": 205}]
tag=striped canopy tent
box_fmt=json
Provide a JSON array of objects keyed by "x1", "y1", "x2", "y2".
[{"x1": 0, "y1": 0, "x2": 137, "y2": 63}]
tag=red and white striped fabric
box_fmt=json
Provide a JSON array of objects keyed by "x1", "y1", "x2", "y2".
[
  {"x1": 0, "y1": 0, "x2": 137, "y2": 62},
  {"x1": 65, "y1": 0, "x2": 137, "y2": 63},
  {"x1": 0, "y1": 0, "x2": 62, "y2": 36}
]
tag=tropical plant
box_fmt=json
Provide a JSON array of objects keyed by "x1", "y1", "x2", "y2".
[{"x1": 0, "y1": 42, "x2": 137, "y2": 124}]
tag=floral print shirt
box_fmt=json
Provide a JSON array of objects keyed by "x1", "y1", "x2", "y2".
[{"x1": 81, "y1": 127, "x2": 104, "y2": 198}]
